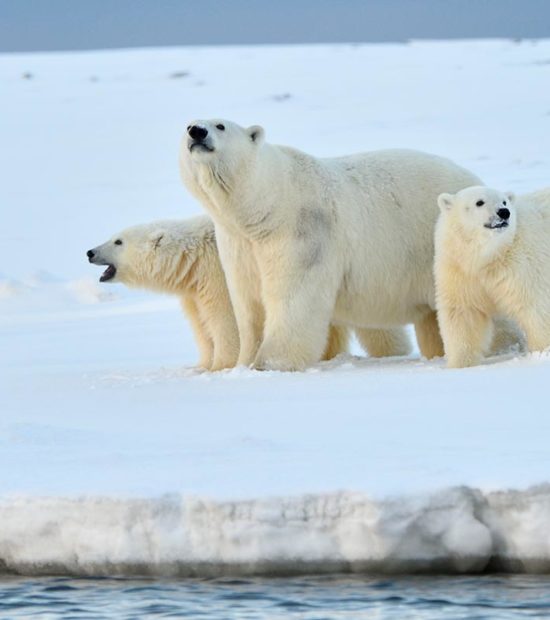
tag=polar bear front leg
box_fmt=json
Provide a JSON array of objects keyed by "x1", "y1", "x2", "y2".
[
  {"x1": 232, "y1": 292, "x2": 264, "y2": 366},
  {"x1": 436, "y1": 268, "x2": 493, "y2": 368},
  {"x1": 254, "y1": 264, "x2": 337, "y2": 371},
  {"x1": 209, "y1": 310, "x2": 240, "y2": 371},
  {"x1": 180, "y1": 296, "x2": 213, "y2": 369},
  {"x1": 192, "y1": 289, "x2": 240, "y2": 371},
  {"x1": 438, "y1": 305, "x2": 492, "y2": 368},
  {"x1": 215, "y1": 227, "x2": 264, "y2": 366}
]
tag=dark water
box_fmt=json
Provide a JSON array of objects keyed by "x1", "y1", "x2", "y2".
[{"x1": 1, "y1": 574, "x2": 550, "y2": 619}]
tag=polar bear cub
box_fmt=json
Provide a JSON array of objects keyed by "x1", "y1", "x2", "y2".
[
  {"x1": 87, "y1": 216, "x2": 360, "y2": 370},
  {"x1": 435, "y1": 186, "x2": 550, "y2": 368},
  {"x1": 87, "y1": 216, "x2": 240, "y2": 371}
]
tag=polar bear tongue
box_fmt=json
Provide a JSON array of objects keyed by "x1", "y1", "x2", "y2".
[{"x1": 99, "y1": 265, "x2": 116, "y2": 282}]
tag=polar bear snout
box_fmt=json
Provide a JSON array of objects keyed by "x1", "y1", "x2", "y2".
[
  {"x1": 86, "y1": 244, "x2": 118, "y2": 282},
  {"x1": 188, "y1": 125, "x2": 208, "y2": 141},
  {"x1": 86, "y1": 247, "x2": 108, "y2": 265},
  {"x1": 187, "y1": 124, "x2": 214, "y2": 153},
  {"x1": 87, "y1": 246, "x2": 108, "y2": 265},
  {"x1": 484, "y1": 207, "x2": 511, "y2": 230}
]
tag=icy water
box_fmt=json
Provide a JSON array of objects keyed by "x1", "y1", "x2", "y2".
[{"x1": 1, "y1": 575, "x2": 550, "y2": 619}]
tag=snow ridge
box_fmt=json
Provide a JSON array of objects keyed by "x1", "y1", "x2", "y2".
[{"x1": 1, "y1": 485, "x2": 550, "y2": 577}]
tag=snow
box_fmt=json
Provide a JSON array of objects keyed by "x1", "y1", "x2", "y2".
[{"x1": 2, "y1": 39, "x2": 550, "y2": 575}]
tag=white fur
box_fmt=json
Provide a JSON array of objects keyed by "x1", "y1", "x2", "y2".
[
  {"x1": 180, "y1": 119, "x2": 483, "y2": 370},
  {"x1": 435, "y1": 186, "x2": 550, "y2": 368}
]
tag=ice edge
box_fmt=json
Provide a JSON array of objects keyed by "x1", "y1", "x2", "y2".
[{"x1": 1, "y1": 484, "x2": 550, "y2": 576}]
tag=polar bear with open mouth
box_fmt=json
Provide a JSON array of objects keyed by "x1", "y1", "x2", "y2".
[{"x1": 87, "y1": 216, "x2": 240, "y2": 371}]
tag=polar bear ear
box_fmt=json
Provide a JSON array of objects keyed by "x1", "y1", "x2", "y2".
[
  {"x1": 505, "y1": 191, "x2": 515, "y2": 204},
  {"x1": 247, "y1": 125, "x2": 265, "y2": 144},
  {"x1": 437, "y1": 193, "x2": 455, "y2": 212}
]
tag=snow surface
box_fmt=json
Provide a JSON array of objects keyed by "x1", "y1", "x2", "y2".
[{"x1": 2, "y1": 39, "x2": 550, "y2": 575}]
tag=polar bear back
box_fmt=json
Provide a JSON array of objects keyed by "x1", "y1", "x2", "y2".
[
  {"x1": 518, "y1": 186, "x2": 550, "y2": 209},
  {"x1": 510, "y1": 188, "x2": 550, "y2": 270},
  {"x1": 324, "y1": 149, "x2": 481, "y2": 326}
]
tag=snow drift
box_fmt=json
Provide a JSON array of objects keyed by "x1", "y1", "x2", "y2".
[{"x1": 1, "y1": 485, "x2": 550, "y2": 577}]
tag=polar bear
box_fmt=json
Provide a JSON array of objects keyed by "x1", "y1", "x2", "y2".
[
  {"x1": 435, "y1": 186, "x2": 550, "y2": 368},
  {"x1": 87, "y1": 216, "x2": 239, "y2": 370},
  {"x1": 179, "y1": 119, "x2": 486, "y2": 370},
  {"x1": 86, "y1": 216, "x2": 387, "y2": 370}
]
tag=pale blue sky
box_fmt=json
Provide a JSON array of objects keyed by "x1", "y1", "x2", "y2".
[{"x1": 1, "y1": 0, "x2": 549, "y2": 52}]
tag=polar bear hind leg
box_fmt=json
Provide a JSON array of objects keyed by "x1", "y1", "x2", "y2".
[
  {"x1": 414, "y1": 310, "x2": 445, "y2": 359},
  {"x1": 355, "y1": 327, "x2": 412, "y2": 357},
  {"x1": 321, "y1": 325, "x2": 349, "y2": 360}
]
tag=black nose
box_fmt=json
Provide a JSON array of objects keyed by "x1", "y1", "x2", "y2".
[
  {"x1": 497, "y1": 208, "x2": 510, "y2": 220},
  {"x1": 87, "y1": 249, "x2": 95, "y2": 259},
  {"x1": 188, "y1": 125, "x2": 208, "y2": 141}
]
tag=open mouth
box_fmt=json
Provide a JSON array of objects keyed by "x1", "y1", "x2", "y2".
[
  {"x1": 99, "y1": 264, "x2": 117, "y2": 282},
  {"x1": 484, "y1": 221, "x2": 509, "y2": 230},
  {"x1": 189, "y1": 141, "x2": 214, "y2": 153}
]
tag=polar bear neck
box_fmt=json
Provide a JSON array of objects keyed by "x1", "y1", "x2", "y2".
[
  {"x1": 192, "y1": 142, "x2": 294, "y2": 239},
  {"x1": 438, "y1": 215, "x2": 516, "y2": 274},
  {"x1": 126, "y1": 232, "x2": 214, "y2": 295}
]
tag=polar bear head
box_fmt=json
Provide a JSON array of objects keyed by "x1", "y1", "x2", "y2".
[
  {"x1": 87, "y1": 217, "x2": 213, "y2": 292},
  {"x1": 179, "y1": 119, "x2": 265, "y2": 191},
  {"x1": 438, "y1": 186, "x2": 516, "y2": 240}
]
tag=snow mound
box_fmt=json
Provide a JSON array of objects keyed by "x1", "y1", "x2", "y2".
[
  {"x1": 0, "y1": 278, "x2": 27, "y2": 300},
  {"x1": 0, "y1": 273, "x2": 121, "y2": 312},
  {"x1": 23, "y1": 270, "x2": 62, "y2": 287},
  {"x1": 65, "y1": 277, "x2": 116, "y2": 304},
  {"x1": 1, "y1": 485, "x2": 550, "y2": 577}
]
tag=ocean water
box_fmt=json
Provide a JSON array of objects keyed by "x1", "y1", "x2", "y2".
[{"x1": 1, "y1": 574, "x2": 550, "y2": 619}]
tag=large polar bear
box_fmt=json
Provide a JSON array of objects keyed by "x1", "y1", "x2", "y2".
[
  {"x1": 179, "y1": 120, "x2": 483, "y2": 371},
  {"x1": 86, "y1": 216, "x2": 381, "y2": 369},
  {"x1": 435, "y1": 186, "x2": 550, "y2": 368}
]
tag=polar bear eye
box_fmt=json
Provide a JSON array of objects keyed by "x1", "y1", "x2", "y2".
[
  {"x1": 114, "y1": 239, "x2": 123, "y2": 245},
  {"x1": 476, "y1": 200, "x2": 485, "y2": 207},
  {"x1": 503, "y1": 201, "x2": 507, "y2": 206},
  {"x1": 216, "y1": 124, "x2": 225, "y2": 131}
]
